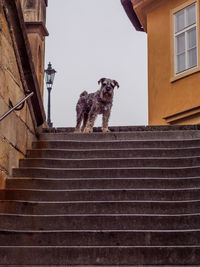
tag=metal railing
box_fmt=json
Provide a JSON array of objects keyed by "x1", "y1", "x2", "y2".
[{"x1": 0, "y1": 92, "x2": 34, "y2": 122}]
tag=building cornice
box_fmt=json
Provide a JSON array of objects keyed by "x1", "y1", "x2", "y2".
[{"x1": 25, "y1": 22, "x2": 49, "y2": 36}]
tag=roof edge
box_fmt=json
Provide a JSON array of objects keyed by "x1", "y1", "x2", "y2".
[{"x1": 121, "y1": 0, "x2": 144, "y2": 32}]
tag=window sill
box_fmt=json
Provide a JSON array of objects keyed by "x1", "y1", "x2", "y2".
[{"x1": 170, "y1": 66, "x2": 200, "y2": 83}]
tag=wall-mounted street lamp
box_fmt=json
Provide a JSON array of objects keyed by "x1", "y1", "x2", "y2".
[{"x1": 45, "y1": 62, "x2": 56, "y2": 127}]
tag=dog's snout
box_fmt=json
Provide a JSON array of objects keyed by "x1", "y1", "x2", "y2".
[{"x1": 106, "y1": 87, "x2": 111, "y2": 91}]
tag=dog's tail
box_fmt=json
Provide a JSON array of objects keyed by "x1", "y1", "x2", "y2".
[{"x1": 80, "y1": 91, "x2": 88, "y2": 97}]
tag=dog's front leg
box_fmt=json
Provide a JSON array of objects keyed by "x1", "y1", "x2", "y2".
[
  {"x1": 84, "y1": 114, "x2": 97, "y2": 133},
  {"x1": 102, "y1": 109, "x2": 111, "y2": 133},
  {"x1": 84, "y1": 106, "x2": 98, "y2": 133}
]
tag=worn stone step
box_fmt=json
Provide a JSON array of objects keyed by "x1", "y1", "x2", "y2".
[
  {"x1": 4, "y1": 126, "x2": 200, "y2": 266},
  {"x1": 19, "y1": 157, "x2": 200, "y2": 169},
  {"x1": 0, "y1": 246, "x2": 199, "y2": 265},
  {"x1": 43, "y1": 125, "x2": 200, "y2": 133},
  {"x1": 39, "y1": 130, "x2": 200, "y2": 141},
  {"x1": 26, "y1": 147, "x2": 200, "y2": 159},
  {"x1": 32, "y1": 139, "x2": 200, "y2": 149},
  {"x1": 0, "y1": 214, "x2": 199, "y2": 230},
  {"x1": 0, "y1": 230, "x2": 199, "y2": 246},
  {"x1": 1, "y1": 200, "x2": 200, "y2": 215},
  {"x1": 6, "y1": 177, "x2": 200, "y2": 190},
  {"x1": 0, "y1": 188, "x2": 200, "y2": 201},
  {"x1": 12, "y1": 166, "x2": 200, "y2": 178}
]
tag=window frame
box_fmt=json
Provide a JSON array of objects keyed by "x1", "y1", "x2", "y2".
[{"x1": 170, "y1": 0, "x2": 200, "y2": 82}]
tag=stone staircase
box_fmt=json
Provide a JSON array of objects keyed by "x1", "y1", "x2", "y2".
[{"x1": 0, "y1": 125, "x2": 200, "y2": 265}]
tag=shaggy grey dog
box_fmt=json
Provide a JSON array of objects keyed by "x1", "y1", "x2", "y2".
[{"x1": 75, "y1": 78, "x2": 119, "y2": 133}]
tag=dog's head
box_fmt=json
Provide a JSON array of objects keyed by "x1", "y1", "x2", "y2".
[{"x1": 98, "y1": 78, "x2": 119, "y2": 103}]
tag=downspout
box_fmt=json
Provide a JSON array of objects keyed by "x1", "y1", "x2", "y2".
[{"x1": 121, "y1": 0, "x2": 144, "y2": 32}]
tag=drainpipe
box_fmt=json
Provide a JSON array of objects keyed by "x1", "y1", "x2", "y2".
[{"x1": 121, "y1": 0, "x2": 144, "y2": 32}]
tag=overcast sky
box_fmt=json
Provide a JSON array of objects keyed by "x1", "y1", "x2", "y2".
[{"x1": 44, "y1": 0, "x2": 148, "y2": 127}]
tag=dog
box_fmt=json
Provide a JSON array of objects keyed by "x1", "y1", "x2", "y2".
[{"x1": 75, "y1": 78, "x2": 119, "y2": 133}]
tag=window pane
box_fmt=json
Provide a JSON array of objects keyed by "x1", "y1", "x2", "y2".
[
  {"x1": 188, "y1": 47, "x2": 197, "y2": 68},
  {"x1": 177, "y1": 53, "x2": 186, "y2": 73},
  {"x1": 176, "y1": 33, "x2": 185, "y2": 54},
  {"x1": 188, "y1": 28, "x2": 196, "y2": 49},
  {"x1": 175, "y1": 10, "x2": 185, "y2": 32},
  {"x1": 186, "y1": 4, "x2": 196, "y2": 26}
]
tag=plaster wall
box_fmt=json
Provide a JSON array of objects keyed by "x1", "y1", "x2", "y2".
[
  {"x1": 0, "y1": 5, "x2": 37, "y2": 188},
  {"x1": 147, "y1": 0, "x2": 200, "y2": 125}
]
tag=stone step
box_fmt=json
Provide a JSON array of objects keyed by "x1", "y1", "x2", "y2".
[
  {"x1": 39, "y1": 130, "x2": 200, "y2": 141},
  {"x1": 32, "y1": 139, "x2": 200, "y2": 149},
  {"x1": 6, "y1": 177, "x2": 200, "y2": 190},
  {"x1": 1, "y1": 200, "x2": 200, "y2": 215},
  {"x1": 0, "y1": 230, "x2": 199, "y2": 246},
  {"x1": 0, "y1": 246, "x2": 199, "y2": 265},
  {"x1": 0, "y1": 214, "x2": 199, "y2": 231},
  {"x1": 0, "y1": 188, "x2": 200, "y2": 201},
  {"x1": 12, "y1": 166, "x2": 200, "y2": 178},
  {"x1": 19, "y1": 156, "x2": 200, "y2": 168},
  {"x1": 4, "y1": 126, "x2": 200, "y2": 266},
  {"x1": 43, "y1": 125, "x2": 200, "y2": 133},
  {"x1": 26, "y1": 147, "x2": 200, "y2": 159}
]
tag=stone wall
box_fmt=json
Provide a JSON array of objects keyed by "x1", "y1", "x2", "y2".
[
  {"x1": 20, "y1": 0, "x2": 49, "y2": 97},
  {"x1": 0, "y1": 0, "x2": 46, "y2": 188}
]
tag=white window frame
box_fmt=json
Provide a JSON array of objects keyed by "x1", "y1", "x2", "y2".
[{"x1": 174, "y1": 3, "x2": 198, "y2": 75}]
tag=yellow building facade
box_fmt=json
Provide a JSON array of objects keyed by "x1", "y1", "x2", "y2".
[{"x1": 124, "y1": 0, "x2": 200, "y2": 125}]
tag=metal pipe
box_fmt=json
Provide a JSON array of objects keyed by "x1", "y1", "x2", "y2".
[{"x1": 0, "y1": 92, "x2": 34, "y2": 122}]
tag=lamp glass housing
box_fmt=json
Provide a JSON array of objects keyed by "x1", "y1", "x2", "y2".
[{"x1": 45, "y1": 62, "x2": 56, "y2": 89}]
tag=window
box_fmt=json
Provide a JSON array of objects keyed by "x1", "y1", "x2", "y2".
[{"x1": 174, "y1": 3, "x2": 197, "y2": 75}]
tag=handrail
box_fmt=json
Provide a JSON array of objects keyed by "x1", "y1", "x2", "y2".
[{"x1": 0, "y1": 92, "x2": 34, "y2": 122}]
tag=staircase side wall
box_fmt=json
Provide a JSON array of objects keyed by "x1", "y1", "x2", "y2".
[{"x1": 0, "y1": 1, "x2": 44, "y2": 188}]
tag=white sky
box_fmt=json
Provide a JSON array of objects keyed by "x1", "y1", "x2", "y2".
[{"x1": 44, "y1": 0, "x2": 148, "y2": 127}]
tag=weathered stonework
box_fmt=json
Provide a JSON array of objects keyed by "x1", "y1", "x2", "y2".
[
  {"x1": 0, "y1": 0, "x2": 47, "y2": 188},
  {"x1": 20, "y1": 0, "x2": 48, "y2": 97}
]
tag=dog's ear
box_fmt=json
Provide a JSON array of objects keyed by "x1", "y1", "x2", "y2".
[
  {"x1": 113, "y1": 80, "x2": 119, "y2": 88},
  {"x1": 98, "y1": 78, "x2": 106, "y2": 85}
]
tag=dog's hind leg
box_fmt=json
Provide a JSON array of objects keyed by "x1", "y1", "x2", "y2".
[
  {"x1": 81, "y1": 113, "x2": 88, "y2": 132},
  {"x1": 84, "y1": 110, "x2": 98, "y2": 133},
  {"x1": 74, "y1": 112, "x2": 83, "y2": 133}
]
